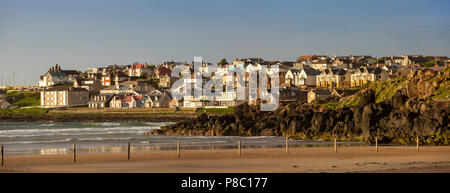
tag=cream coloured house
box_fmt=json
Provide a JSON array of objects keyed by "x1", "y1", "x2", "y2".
[{"x1": 40, "y1": 86, "x2": 89, "y2": 107}]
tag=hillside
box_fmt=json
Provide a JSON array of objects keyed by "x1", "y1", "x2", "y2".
[
  {"x1": 151, "y1": 68, "x2": 450, "y2": 145},
  {"x1": 6, "y1": 91, "x2": 41, "y2": 107},
  {"x1": 323, "y1": 67, "x2": 450, "y2": 109}
]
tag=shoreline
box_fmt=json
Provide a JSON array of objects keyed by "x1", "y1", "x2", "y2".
[
  {"x1": 0, "y1": 113, "x2": 202, "y2": 122},
  {"x1": 1, "y1": 146, "x2": 449, "y2": 173}
]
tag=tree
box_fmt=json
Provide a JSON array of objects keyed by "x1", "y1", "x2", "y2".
[
  {"x1": 422, "y1": 60, "x2": 437, "y2": 67},
  {"x1": 218, "y1": 58, "x2": 229, "y2": 67},
  {"x1": 377, "y1": 58, "x2": 385, "y2": 64},
  {"x1": 140, "y1": 72, "x2": 149, "y2": 80}
]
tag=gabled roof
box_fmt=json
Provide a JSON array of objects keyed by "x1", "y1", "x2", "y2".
[
  {"x1": 310, "y1": 90, "x2": 332, "y2": 95},
  {"x1": 302, "y1": 67, "x2": 320, "y2": 75},
  {"x1": 129, "y1": 64, "x2": 146, "y2": 70},
  {"x1": 112, "y1": 95, "x2": 126, "y2": 101},
  {"x1": 48, "y1": 72, "x2": 68, "y2": 77},
  {"x1": 123, "y1": 95, "x2": 142, "y2": 103},
  {"x1": 322, "y1": 68, "x2": 347, "y2": 76},
  {"x1": 61, "y1": 70, "x2": 81, "y2": 75},
  {"x1": 333, "y1": 89, "x2": 358, "y2": 97},
  {"x1": 88, "y1": 94, "x2": 114, "y2": 103},
  {"x1": 156, "y1": 66, "x2": 172, "y2": 76},
  {"x1": 366, "y1": 67, "x2": 383, "y2": 74},
  {"x1": 288, "y1": 69, "x2": 302, "y2": 74}
]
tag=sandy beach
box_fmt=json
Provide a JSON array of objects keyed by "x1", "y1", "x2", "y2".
[{"x1": 1, "y1": 146, "x2": 449, "y2": 173}]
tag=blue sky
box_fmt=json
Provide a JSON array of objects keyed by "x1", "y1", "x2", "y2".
[{"x1": 0, "y1": 0, "x2": 449, "y2": 86}]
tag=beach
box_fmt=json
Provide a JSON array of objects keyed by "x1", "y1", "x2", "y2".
[{"x1": 1, "y1": 146, "x2": 449, "y2": 173}]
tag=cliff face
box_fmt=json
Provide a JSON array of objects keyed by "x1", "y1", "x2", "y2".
[{"x1": 150, "y1": 69, "x2": 450, "y2": 145}]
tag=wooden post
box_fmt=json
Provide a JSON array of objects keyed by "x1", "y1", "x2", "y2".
[
  {"x1": 238, "y1": 141, "x2": 241, "y2": 157},
  {"x1": 334, "y1": 137, "x2": 337, "y2": 153},
  {"x1": 416, "y1": 136, "x2": 419, "y2": 151},
  {"x1": 73, "y1": 144, "x2": 76, "y2": 163},
  {"x1": 177, "y1": 140, "x2": 180, "y2": 159},
  {"x1": 375, "y1": 137, "x2": 378, "y2": 152},
  {"x1": 285, "y1": 137, "x2": 289, "y2": 155},
  {"x1": 1, "y1": 145, "x2": 3, "y2": 167},
  {"x1": 128, "y1": 141, "x2": 131, "y2": 160}
]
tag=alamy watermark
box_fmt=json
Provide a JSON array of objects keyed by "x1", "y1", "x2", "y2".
[{"x1": 171, "y1": 57, "x2": 279, "y2": 111}]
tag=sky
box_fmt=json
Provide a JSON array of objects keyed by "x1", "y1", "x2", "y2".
[{"x1": 0, "y1": 0, "x2": 449, "y2": 86}]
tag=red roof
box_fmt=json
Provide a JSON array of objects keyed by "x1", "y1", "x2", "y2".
[
  {"x1": 299, "y1": 55, "x2": 317, "y2": 60},
  {"x1": 123, "y1": 95, "x2": 142, "y2": 102},
  {"x1": 156, "y1": 66, "x2": 172, "y2": 76},
  {"x1": 129, "y1": 64, "x2": 146, "y2": 70}
]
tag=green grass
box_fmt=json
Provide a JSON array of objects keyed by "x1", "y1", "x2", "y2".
[
  {"x1": 316, "y1": 67, "x2": 450, "y2": 108},
  {"x1": 197, "y1": 107, "x2": 235, "y2": 114},
  {"x1": 340, "y1": 95, "x2": 360, "y2": 107},
  {"x1": 0, "y1": 108, "x2": 48, "y2": 115},
  {"x1": 422, "y1": 60, "x2": 437, "y2": 67},
  {"x1": 317, "y1": 76, "x2": 407, "y2": 109},
  {"x1": 432, "y1": 79, "x2": 450, "y2": 100},
  {"x1": 316, "y1": 101, "x2": 340, "y2": 110},
  {"x1": 6, "y1": 91, "x2": 41, "y2": 107},
  {"x1": 368, "y1": 77, "x2": 407, "y2": 103}
]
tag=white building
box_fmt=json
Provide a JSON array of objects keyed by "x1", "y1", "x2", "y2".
[
  {"x1": 285, "y1": 67, "x2": 319, "y2": 86},
  {"x1": 38, "y1": 72, "x2": 69, "y2": 87}
]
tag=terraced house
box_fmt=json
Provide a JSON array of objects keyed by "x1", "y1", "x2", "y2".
[
  {"x1": 350, "y1": 67, "x2": 389, "y2": 87},
  {"x1": 316, "y1": 68, "x2": 348, "y2": 89}
]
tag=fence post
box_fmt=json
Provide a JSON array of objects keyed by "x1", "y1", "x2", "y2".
[
  {"x1": 177, "y1": 140, "x2": 180, "y2": 159},
  {"x1": 73, "y1": 144, "x2": 76, "y2": 163},
  {"x1": 375, "y1": 137, "x2": 378, "y2": 152},
  {"x1": 416, "y1": 136, "x2": 419, "y2": 151},
  {"x1": 334, "y1": 137, "x2": 337, "y2": 153},
  {"x1": 285, "y1": 137, "x2": 289, "y2": 156},
  {"x1": 238, "y1": 141, "x2": 241, "y2": 158},
  {"x1": 1, "y1": 145, "x2": 3, "y2": 167},
  {"x1": 128, "y1": 141, "x2": 131, "y2": 160}
]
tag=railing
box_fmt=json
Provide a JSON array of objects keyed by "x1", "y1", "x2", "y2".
[{"x1": 0, "y1": 136, "x2": 422, "y2": 166}]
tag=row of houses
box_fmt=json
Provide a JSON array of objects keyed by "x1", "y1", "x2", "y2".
[
  {"x1": 88, "y1": 92, "x2": 172, "y2": 109},
  {"x1": 37, "y1": 54, "x2": 448, "y2": 109}
]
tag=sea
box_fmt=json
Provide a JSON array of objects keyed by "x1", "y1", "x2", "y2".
[{"x1": 0, "y1": 122, "x2": 366, "y2": 156}]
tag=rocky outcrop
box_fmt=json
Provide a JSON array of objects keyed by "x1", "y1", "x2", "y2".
[{"x1": 150, "y1": 69, "x2": 450, "y2": 145}]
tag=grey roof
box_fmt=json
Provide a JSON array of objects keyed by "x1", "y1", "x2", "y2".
[
  {"x1": 311, "y1": 90, "x2": 332, "y2": 95},
  {"x1": 45, "y1": 85, "x2": 88, "y2": 92},
  {"x1": 288, "y1": 69, "x2": 302, "y2": 73},
  {"x1": 302, "y1": 67, "x2": 320, "y2": 75},
  {"x1": 48, "y1": 72, "x2": 68, "y2": 77},
  {"x1": 366, "y1": 68, "x2": 383, "y2": 74},
  {"x1": 323, "y1": 68, "x2": 347, "y2": 76}
]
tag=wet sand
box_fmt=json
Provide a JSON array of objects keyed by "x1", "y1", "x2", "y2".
[{"x1": 1, "y1": 146, "x2": 449, "y2": 173}]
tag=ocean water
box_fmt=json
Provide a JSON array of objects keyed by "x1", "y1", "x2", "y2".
[{"x1": 0, "y1": 122, "x2": 366, "y2": 156}]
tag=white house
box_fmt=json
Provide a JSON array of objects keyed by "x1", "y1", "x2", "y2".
[
  {"x1": 285, "y1": 67, "x2": 319, "y2": 86},
  {"x1": 128, "y1": 63, "x2": 153, "y2": 77},
  {"x1": 38, "y1": 72, "x2": 70, "y2": 87}
]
